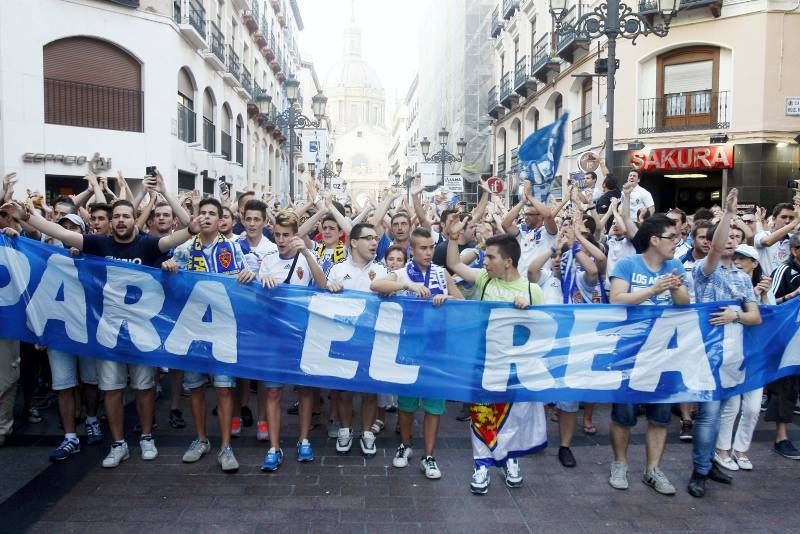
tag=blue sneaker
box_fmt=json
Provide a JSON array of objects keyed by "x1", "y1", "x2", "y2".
[
  {"x1": 50, "y1": 438, "x2": 80, "y2": 461},
  {"x1": 85, "y1": 420, "x2": 103, "y2": 445},
  {"x1": 297, "y1": 440, "x2": 314, "y2": 462},
  {"x1": 260, "y1": 448, "x2": 283, "y2": 471}
]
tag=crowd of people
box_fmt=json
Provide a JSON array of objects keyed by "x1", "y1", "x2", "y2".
[{"x1": 1, "y1": 165, "x2": 799, "y2": 498}]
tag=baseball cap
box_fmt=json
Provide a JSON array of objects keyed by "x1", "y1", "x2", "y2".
[
  {"x1": 733, "y1": 244, "x2": 758, "y2": 261},
  {"x1": 58, "y1": 213, "x2": 86, "y2": 233}
]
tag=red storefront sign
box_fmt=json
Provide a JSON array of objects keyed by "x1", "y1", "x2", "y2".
[{"x1": 629, "y1": 146, "x2": 734, "y2": 172}]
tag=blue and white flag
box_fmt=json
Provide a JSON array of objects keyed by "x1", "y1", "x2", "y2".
[{"x1": 517, "y1": 113, "x2": 569, "y2": 201}]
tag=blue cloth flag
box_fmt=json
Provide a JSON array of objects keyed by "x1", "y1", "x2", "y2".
[
  {"x1": 1, "y1": 235, "x2": 799, "y2": 404},
  {"x1": 517, "y1": 113, "x2": 569, "y2": 201}
]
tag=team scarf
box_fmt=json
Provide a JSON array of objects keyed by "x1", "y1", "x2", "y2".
[
  {"x1": 187, "y1": 233, "x2": 242, "y2": 274},
  {"x1": 405, "y1": 260, "x2": 447, "y2": 296},
  {"x1": 314, "y1": 241, "x2": 347, "y2": 274}
]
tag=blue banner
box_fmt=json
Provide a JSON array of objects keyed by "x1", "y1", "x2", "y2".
[
  {"x1": 517, "y1": 113, "x2": 569, "y2": 201},
  {"x1": 1, "y1": 235, "x2": 799, "y2": 404}
]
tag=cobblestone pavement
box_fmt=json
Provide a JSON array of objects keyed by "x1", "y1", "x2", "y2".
[{"x1": 2, "y1": 387, "x2": 800, "y2": 533}]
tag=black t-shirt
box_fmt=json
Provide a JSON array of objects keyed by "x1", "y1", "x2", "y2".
[
  {"x1": 433, "y1": 239, "x2": 472, "y2": 274},
  {"x1": 596, "y1": 189, "x2": 622, "y2": 215},
  {"x1": 82, "y1": 233, "x2": 167, "y2": 267}
]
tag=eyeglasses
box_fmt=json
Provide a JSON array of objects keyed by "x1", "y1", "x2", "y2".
[
  {"x1": 353, "y1": 235, "x2": 378, "y2": 242},
  {"x1": 656, "y1": 234, "x2": 680, "y2": 242},
  {"x1": 742, "y1": 218, "x2": 755, "y2": 223}
]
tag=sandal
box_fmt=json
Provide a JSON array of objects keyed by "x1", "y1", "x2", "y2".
[
  {"x1": 582, "y1": 423, "x2": 597, "y2": 435},
  {"x1": 369, "y1": 419, "x2": 385, "y2": 434}
]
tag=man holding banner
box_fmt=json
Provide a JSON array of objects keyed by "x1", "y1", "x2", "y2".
[
  {"x1": 0, "y1": 198, "x2": 201, "y2": 468},
  {"x1": 609, "y1": 213, "x2": 689, "y2": 495}
]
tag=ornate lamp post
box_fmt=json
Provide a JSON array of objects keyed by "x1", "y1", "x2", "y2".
[
  {"x1": 310, "y1": 157, "x2": 343, "y2": 190},
  {"x1": 420, "y1": 127, "x2": 467, "y2": 186},
  {"x1": 256, "y1": 75, "x2": 327, "y2": 199},
  {"x1": 549, "y1": 0, "x2": 679, "y2": 167}
]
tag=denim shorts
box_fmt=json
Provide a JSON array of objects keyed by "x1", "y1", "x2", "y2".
[
  {"x1": 97, "y1": 360, "x2": 155, "y2": 391},
  {"x1": 611, "y1": 403, "x2": 672, "y2": 427},
  {"x1": 261, "y1": 381, "x2": 284, "y2": 389},
  {"x1": 184, "y1": 371, "x2": 235, "y2": 389},
  {"x1": 556, "y1": 400, "x2": 580, "y2": 413},
  {"x1": 397, "y1": 397, "x2": 446, "y2": 416},
  {"x1": 48, "y1": 349, "x2": 98, "y2": 390}
]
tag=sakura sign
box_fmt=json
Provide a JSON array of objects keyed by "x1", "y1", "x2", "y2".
[{"x1": 629, "y1": 146, "x2": 734, "y2": 172}]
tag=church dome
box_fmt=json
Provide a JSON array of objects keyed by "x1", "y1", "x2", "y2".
[{"x1": 328, "y1": 58, "x2": 383, "y2": 90}]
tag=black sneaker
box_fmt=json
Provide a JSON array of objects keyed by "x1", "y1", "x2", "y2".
[
  {"x1": 287, "y1": 401, "x2": 299, "y2": 415},
  {"x1": 760, "y1": 394, "x2": 768, "y2": 412},
  {"x1": 558, "y1": 446, "x2": 576, "y2": 468},
  {"x1": 240, "y1": 406, "x2": 254, "y2": 428},
  {"x1": 793, "y1": 403, "x2": 800, "y2": 416},
  {"x1": 169, "y1": 409, "x2": 186, "y2": 429},
  {"x1": 679, "y1": 419, "x2": 693, "y2": 442},
  {"x1": 774, "y1": 439, "x2": 800, "y2": 460}
]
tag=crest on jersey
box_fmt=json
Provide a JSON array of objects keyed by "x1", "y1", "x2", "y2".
[{"x1": 296, "y1": 266, "x2": 304, "y2": 280}]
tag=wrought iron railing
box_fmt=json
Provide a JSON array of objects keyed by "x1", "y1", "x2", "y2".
[
  {"x1": 497, "y1": 154, "x2": 507, "y2": 176},
  {"x1": 242, "y1": 67, "x2": 253, "y2": 96},
  {"x1": 186, "y1": 0, "x2": 206, "y2": 36},
  {"x1": 236, "y1": 140, "x2": 244, "y2": 165},
  {"x1": 44, "y1": 78, "x2": 143, "y2": 132},
  {"x1": 532, "y1": 33, "x2": 552, "y2": 73},
  {"x1": 510, "y1": 146, "x2": 519, "y2": 170},
  {"x1": 209, "y1": 22, "x2": 225, "y2": 63},
  {"x1": 491, "y1": 6, "x2": 502, "y2": 37},
  {"x1": 249, "y1": 0, "x2": 260, "y2": 21},
  {"x1": 177, "y1": 102, "x2": 196, "y2": 142},
  {"x1": 500, "y1": 72, "x2": 511, "y2": 101},
  {"x1": 487, "y1": 86, "x2": 498, "y2": 113},
  {"x1": 555, "y1": 8, "x2": 587, "y2": 51},
  {"x1": 227, "y1": 45, "x2": 241, "y2": 81},
  {"x1": 638, "y1": 0, "x2": 659, "y2": 12},
  {"x1": 503, "y1": 0, "x2": 518, "y2": 19},
  {"x1": 221, "y1": 131, "x2": 232, "y2": 160},
  {"x1": 203, "y1": 118, "x2": 215, "y2": 152},
  {"x1": 638, "y1": 90, "x2": 730, "y2": 134},
  {"x1": 571, "y1": 112, "x2": 592, "y2": 150},
  {"x1": 514, "y1": 56, "x2": 528, "y2": 89}
]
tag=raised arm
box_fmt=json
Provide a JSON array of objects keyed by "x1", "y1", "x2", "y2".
[
  {"x1": 157, "y1": 216, "x2": 201, "y2": 253},
  {"x1": 411, "y1": 181, "x2": 433, "y2": 230},
  {"x1": 445, "y1": 222, "x2": 481, "y2": 283},
  {"x1": 620, "y1": 182, "x2": 638, "y2": 240},
  {"x1": 155, "y1": 171, "x2": 191, "y2": 227},
  {"x1": 370, "y1": 191, "x2": 400, "y2": 239},
  {"x1": 703, "y1": 188, "x2": 737, "y2": 276},
  {"x1": 471, "y1": 180, "x2": 491, "y2": 223},
  {"x1": 1, "y1": 201, "x2": 84, "y2": 249}
]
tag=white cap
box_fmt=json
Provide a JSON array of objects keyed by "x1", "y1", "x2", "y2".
[{"x1": 734, "y1": 244, "x2": 758, "y2": 261}]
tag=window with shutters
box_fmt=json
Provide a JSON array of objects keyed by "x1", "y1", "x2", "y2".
[
  {"x1": 177, "y1": 68, "x2": 196, "y2": 143},
  {"x1": 221, "y1": 104, "x2": 233, "y2": 161},
  {"x1": 203, "y1": 89, "x2": 216, "y2": 152},
  {"x1": 43, "y1": 37, "x2": 143, "y2": 132}
]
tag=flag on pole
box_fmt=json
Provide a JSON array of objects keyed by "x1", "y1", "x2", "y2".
[{"x1": 517, "y1": 113, "x2": 569, "y2": 201}]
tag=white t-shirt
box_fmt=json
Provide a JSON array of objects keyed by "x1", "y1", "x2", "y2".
[
  {"x1": 681, "y1": 251, "x2": 701, "y2": 304},
  {"x1": 754, "y1": 230, "x2": 791, "y2": 276},
  {"x1": 327, "y1": 257, "x2": 389, "y2": 292},
  {"x1": 536, "y1": 268, "x2": 564, "y2": 305},
  {"x1": 237, "y1": 233, "x2": 278, "y2": 273},
  {"x1": 516, "y1": 224, "x2": 557, "y2": 276},
  {"x1": 605, "y1": 236, "x2": 636, "y2": 285},
  {"x1": 258, "y1": 251, "x2": 314, "y2": 286},
  {"x1": 627, "y1": 185, "x2": 655, "y2": 220}
]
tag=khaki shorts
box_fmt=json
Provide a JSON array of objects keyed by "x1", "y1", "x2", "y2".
[{"x1": 97, "y1": 360, "x2": 155, "y2": 391}]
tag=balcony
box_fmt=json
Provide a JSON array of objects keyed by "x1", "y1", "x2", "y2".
[
  {"x1": 224, "y1": 45, "x2": 241, "y2": 87},
  {"x1": 177, "y1": 102, "x2": 196, "y2": 143},
  {"x1": 175, "y1": 0, "x2": 207, "y2": 49},
  {"x1": 638, "y1": 0, "x2": 659, "y2": 13},
  {"x1": 555, "y1": 8, "x2": 589, "y2": 63},
  {"x1": 502, "y1": 0, "x2": 518, "y2": 19},
  {"x1": 254, "y1": 15, "x2": 268, "y2": 47},
  {"x1": 499, "y1": 72, "x2": 518, "y2": 109},
  {"x1": 203, "y1": 21, "x2": 226, "y2": 72},
  {"x1": 271, "y1": 0, "x2": 280, "y2": 12},
  {"x1": 531, "y1": 33, "x2": 560, "y2": 83},
  {"x1": 487, "y1": 86, "x2": 504, "y2": 119},
  {"x1": 262, "y1": 32, "x2": 276, "y2": 60},
  {"x1": 231, "y1": 0, "x2": 248, "y2": 11},
  {"x1": 497, "y1": 154, "x2": 507, "y2": 177},
  {"x1": 278, "y1": 11, "x2": 286, "y2": 27},
  {"x1": 680, "y1": 0, "x2": 723, "y2": 17},
  {"x1": 490, "y1": 6, "x2": 502, "y2": 37},
  {"x1": 238, "y1": 67, "x2": 253, "y2": 98},
  {"x1": 203, "y1": 118, "x2": 215, "y2": 152},
  {"x1": 44, "y1": 78, "x2": 143, "y2": 132},
  {"x1": 638, "y1": 90, "x2": 730, "y2": 134},
  {"x1": 221, "y1": 131, "x2": 232, "y2": 161},
  {"x1": 571, "y1": 112, "x2": 592, "y2": 150},
  {"x1": 513, "y1": 55, "x2": 536, "y2": 97},
  {"x1": 243, "y1": 0, "x2": 259, "y2": 33},
  {"x1": 510, "y1": 146, "x2": 519, "y2": 170}
]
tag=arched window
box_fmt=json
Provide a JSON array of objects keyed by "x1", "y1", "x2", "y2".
[
  {"x1": 236, "y1": 115, "x2": 244, "y2": 165},
  {"x1": 221, "y1": 104, "x2": 233, "y2": 160},
  {"x1": 44, "y1": 37, "x2": 142, "y2": 131},
  {"x1": 203, "y1": 89, "x2": 216, "y2": 152},
  {"x1": 554, "y1": 94, "x2": 563, "y2": 120},
  {"x1": 177, "y1": 68, "x2": 196, "y2": 142}
]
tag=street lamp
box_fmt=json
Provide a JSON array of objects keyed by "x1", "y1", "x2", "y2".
[
  {"x1": 550, "y1": 0, "x2": 679, "y2": 169},
  {"x1": 263, "y1": 75, "x2": 328, "y2": 199},
  {"x1": 317, "y1": 157, "x2": 343, "y2": 190},
  {"x1": 420, "y1": 127, "x2": 467, "y2": 186}
]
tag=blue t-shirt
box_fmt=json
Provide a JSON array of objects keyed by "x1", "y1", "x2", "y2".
[
  {"x1": 610, "y1": 255, "x2": 686, "y2": 306},
  {"x1": 82, "y1": 233, "x2": 167, "y2": 268}
]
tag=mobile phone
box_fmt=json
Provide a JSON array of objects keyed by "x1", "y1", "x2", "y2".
[{"x1": 145, "y1": 166, "x2": 157, "y2": 177}]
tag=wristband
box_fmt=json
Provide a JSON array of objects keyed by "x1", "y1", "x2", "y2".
[
  {"x1": 734, "y1": 310, "x2": 741, "y2": 323},
  {"x1": 188, "y1": 226, "x2": 199, "y2": 236}
]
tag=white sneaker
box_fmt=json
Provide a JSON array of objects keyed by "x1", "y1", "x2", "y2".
[
  {"x1": 733, "y1": 452, "x2": 753, "y2": 471},
  {"x1": 336, "y1": 427, "x2": 353, "y2": 454},
  {"x1": 140, "y1": 435, "x2": 158, "y2": 461},
  {"x1": 713, "y1": 451, "x2": 740, "y2": 471},
  {"x1": 182, "y1": 439, "x2": 211, "y2": 463},
  {"x1": 470, "y1": 465, "x2": 490, "y2": 494},
  {"x1": 393, "y1": 443, "x2": 412, "y2": 468},
  {"x1": 420, "y1": 456, "x2": 442, "y2": 480},
  {"x1": 503, "y1": 458, "x2": 523, "y2": 488},
  {"x1": 102, "y1": 442, "x2": 130, "y2": 468},
  {"x1": 360, "y1": 430, "x2": 377, "y2": 457}
]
